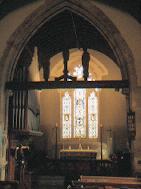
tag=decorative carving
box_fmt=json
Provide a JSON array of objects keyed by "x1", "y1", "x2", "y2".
[
  {"x1": 82, "y1": 47, "x2": 90, "y2": 81},
  {"x1": 127, "y1": 111, "x2": 136, "y2": 140},
  {"x1": 14, "y1": 144, "x2": 29, "y2": 182},
  {"x1": 63, "y1": 48, "x2": 69, "y2": 81},
  {"x1": 38, "y1": 48, "x2": 50, "y2": 81},
  {"x1": 55, "y1": 49, "x2": 76, "y2": 81}
]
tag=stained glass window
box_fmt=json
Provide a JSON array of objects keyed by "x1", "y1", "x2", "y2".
[
  {"x1": 62, "y1": 66, "x2": 98, "y2": 139},
  {"x1": 74, "y1": 89, "x2": 86, "y2": 138},
  {"x1": 62, "y1": 92, "x2": 71, "y2": 138},
  {"x1": 88, "y1": 92, "x2": 98, "y2": 138}
]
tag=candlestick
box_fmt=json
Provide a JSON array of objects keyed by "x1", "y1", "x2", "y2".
[{"x1": 100, "y1": 124, "x2": 103, "y2": 160}]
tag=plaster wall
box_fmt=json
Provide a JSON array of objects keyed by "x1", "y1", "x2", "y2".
[
  {"x1": 27, "y1": 47, "x2": 41, "y2": 131},
  {"x1": 40, "y1": 90, "x2": 60, "y2": 158},
  {"x1": 40, "y1": 89, "x2": 127, "y2": 158},
  {"x1": 0, "y1": 0, "x2": 44, "y2": 59},
  {"x1": 92, "y1": 1, "x2": 141, "y2": 86}
]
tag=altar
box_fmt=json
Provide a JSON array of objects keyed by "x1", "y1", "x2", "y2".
[{"x1": 60, "y1": 149, "x2": 97, "y2": 160}]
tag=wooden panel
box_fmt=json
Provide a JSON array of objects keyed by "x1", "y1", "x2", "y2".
[
  {"x1": 77, "y1": 176, "x2": 141, "y2": 188},
  {"x1": 6, "y1": 80, "x2": 129, "y2": 90},
  {"x1": 60, "y1": 149, "x2": 97, "y2": 160}
]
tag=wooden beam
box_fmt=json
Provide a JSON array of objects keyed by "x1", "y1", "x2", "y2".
[{"x1": 5, "y1": 80, "x2": 129, "y2": 90}]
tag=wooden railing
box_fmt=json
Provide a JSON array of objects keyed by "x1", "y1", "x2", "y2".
[
  {"x1": 29, "y1": 159, "x2": 114, "y2": 177},
  {"x1": 71, "y1": 176, "x2": 141, "y2": 189}
]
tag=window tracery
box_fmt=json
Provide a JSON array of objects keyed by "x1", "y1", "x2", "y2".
[
  {"x1": 88, "y1": 92, "x2": 98, "y2": 138},
  {"x1": 62, "y1": 92, "x2": 71, "y2": 138},
  {"x1": 62, "y1": 90, "x2": 98, "y2": 139},
  {"x1": 74, "y1": 89, "x2": 86, "y2": 138},
  {"x1": 62, "y1": 65, "x2": 98, "y2": 139}
]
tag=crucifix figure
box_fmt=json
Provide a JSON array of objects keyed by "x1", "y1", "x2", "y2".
[{"x1": 82, "y1": 47, "x2": 90, "y2": 81}]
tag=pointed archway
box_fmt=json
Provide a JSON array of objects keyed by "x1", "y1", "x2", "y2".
[
  {"x1": 0, "y1": 0, "x2": 136, "y2": 179},
  {"x1": 1, "y1": 0, "x2": 135, "y2": 82}
]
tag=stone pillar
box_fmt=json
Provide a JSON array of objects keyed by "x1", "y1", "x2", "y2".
[
  {"x1": 133, "y1": 88, "x2": 141, "y2": 175},
  {"x1": 0, "y1": 160, "x2": 7, "y2": 181},
  {"x1": 0, "y1": 130, "x2": 8, "y2": 181}
]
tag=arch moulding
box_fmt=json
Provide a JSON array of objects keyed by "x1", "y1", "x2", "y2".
[{"x1": 0, "y1": 0, "x2": 136, "y2": 130}]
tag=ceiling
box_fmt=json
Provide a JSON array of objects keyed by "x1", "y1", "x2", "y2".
[
  {"x1": 0, "y1": 0, "x2": 141, "y2": 23},
  {"x1": 17, "y1": 9, "x2": 120, "y2": 81},
  {"x1": 1, "y1": 0, "x2": 140, "y2": 81},
  {"x1": 95, "y1": 0, "x2": 141, "y2": 23},
  {"x1": 28, "y1": 10, "x2": 117, "y2": 63}
]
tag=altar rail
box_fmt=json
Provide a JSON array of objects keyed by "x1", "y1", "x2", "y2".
[
  {"x1": 71, "y1": 176, "x2": 141, "y2": 189},
  {"x1": 60, "y1": 149, "x2": 97, "y2": 160},
  {"x1": 30, "y1": 159, "x2": 114, "y2": 177}
]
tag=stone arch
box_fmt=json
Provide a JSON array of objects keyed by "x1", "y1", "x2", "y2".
[{"x1": 0, "y1": 0, "x2": 136, "y2": 132}]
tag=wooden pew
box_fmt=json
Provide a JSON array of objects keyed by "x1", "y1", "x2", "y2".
[
  {"x1": 0, "y1": 180, "x2": 19, "y2": 189},
  {"x1": 31, "y1": 175, "x2": 65, "y2": 189},
  {"x1": 71, "y1": 176, "x2": 141, "y2": 189}
]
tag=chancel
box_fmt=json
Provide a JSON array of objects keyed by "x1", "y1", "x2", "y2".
[{"x1": 0, "y1": 1, "x2": 141, "y2": 189}]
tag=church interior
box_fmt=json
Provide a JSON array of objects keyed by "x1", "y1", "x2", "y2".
[{"x1": 0, "y1": 0, "x2": 141, "y2": 188}]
